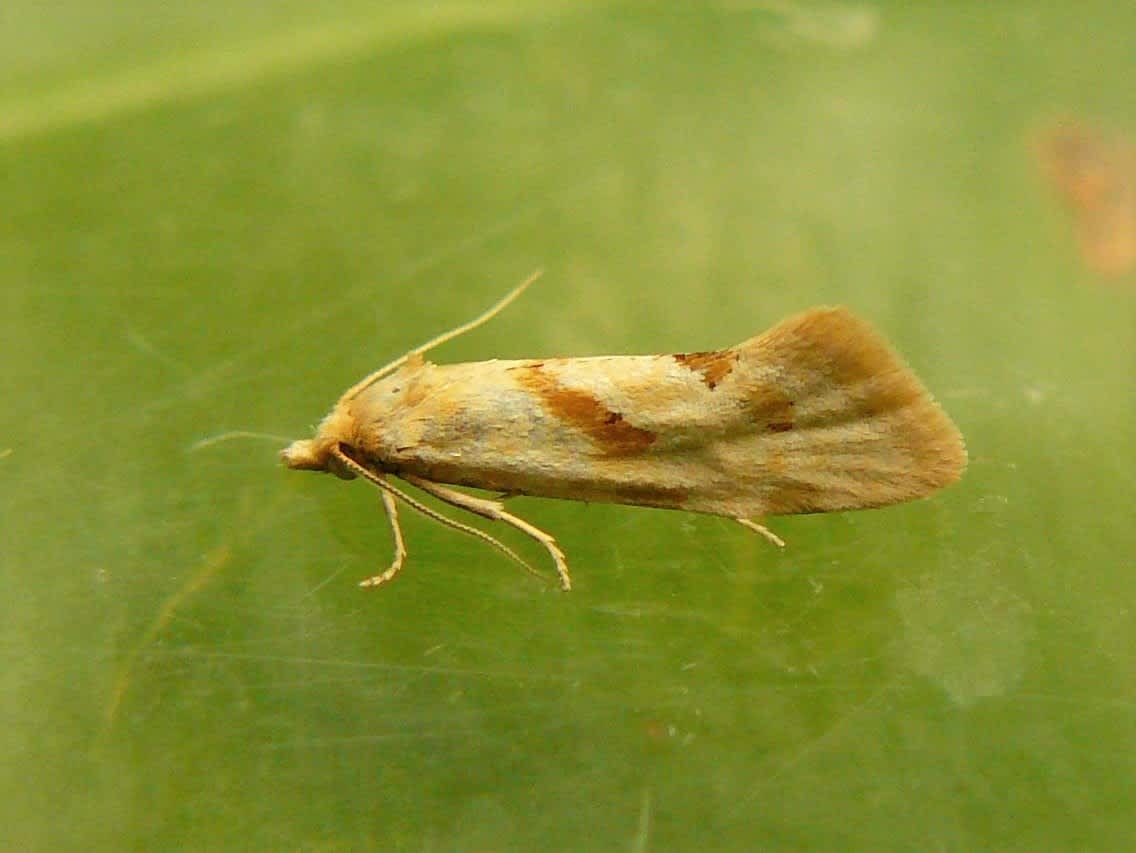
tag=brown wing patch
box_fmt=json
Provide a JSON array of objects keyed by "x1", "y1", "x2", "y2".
[
  {"x1": 756, "y1": 308, "x2": 926, "y2": 416},
  {"x1": 747, "y1": 381, "x2": 796, "y2": 433},
  {"x1": 673, "y1": 349, "x2": 738, "y2": 389},
  {"x1": 514, "y1": 363, "x2": 656, "y2": 456}
]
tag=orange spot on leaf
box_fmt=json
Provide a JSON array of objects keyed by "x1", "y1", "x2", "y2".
[{"x1": 1038, "y1": 120, "x2": 1136, "y2": 277}]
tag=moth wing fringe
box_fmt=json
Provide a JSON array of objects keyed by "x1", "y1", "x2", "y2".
[{"x1": 735, "y1": 307, "x2": 967, "y2": 515}]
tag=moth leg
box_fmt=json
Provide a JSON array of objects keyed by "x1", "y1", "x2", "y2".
[
  {"x1": 359, "y1": 488, "x2": 408, "y2": 588},
  {"x1": 331, "y1": 446, "x2": 547, "y2": 587},
  {"x1": 735, "y1": 518, "x2": 786, "y2": 549},
  {"x1": 403, "y1": 475, "x2": 572, "y2": 591}
]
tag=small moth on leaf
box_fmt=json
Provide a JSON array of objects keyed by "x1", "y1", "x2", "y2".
[{"x1": 283, "y1": 273, "x2": 966, "y2": 590}]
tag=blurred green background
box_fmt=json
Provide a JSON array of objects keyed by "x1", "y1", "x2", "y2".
[{"x1": 3, "y1": 2, "x2": 1134, "y2": 849}]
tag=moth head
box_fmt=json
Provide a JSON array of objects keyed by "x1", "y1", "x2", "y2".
[{"x1": 280, "y1": 404, "x2": 359, "y2": 480}]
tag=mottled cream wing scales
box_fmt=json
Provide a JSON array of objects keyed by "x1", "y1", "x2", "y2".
[
  {"x1": 512, "y1": 362, "x2": 658, "y2": 456},
  {"x1": 282, "y1": 275, "x2": 966, "y2": 590}
]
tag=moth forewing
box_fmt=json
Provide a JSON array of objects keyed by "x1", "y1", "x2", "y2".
[
  {"x1": 724, "y1": 307, "x2": 967, "y2": 516},
  {"x1": 283, "y1": 285, "x2": 966, "y2": 590}
]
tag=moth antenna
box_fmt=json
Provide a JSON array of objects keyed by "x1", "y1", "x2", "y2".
[
  {"x1": 344, "y1": 269, "x2": 543, "y2": 401},
  {"x1": 188, "y1": 430, "x2": 295, "y2": 451},
  {"x1": 330, "y1": 447, "x2": 550, "y2": 585}
]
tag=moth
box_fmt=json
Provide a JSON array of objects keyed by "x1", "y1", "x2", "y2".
[
  {"x1": 283, "y1": 273, "x2": 966, "y2": 590},
  {"x1": 1038, "y1": 120, "x2": 1136, "y2": 277}
]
